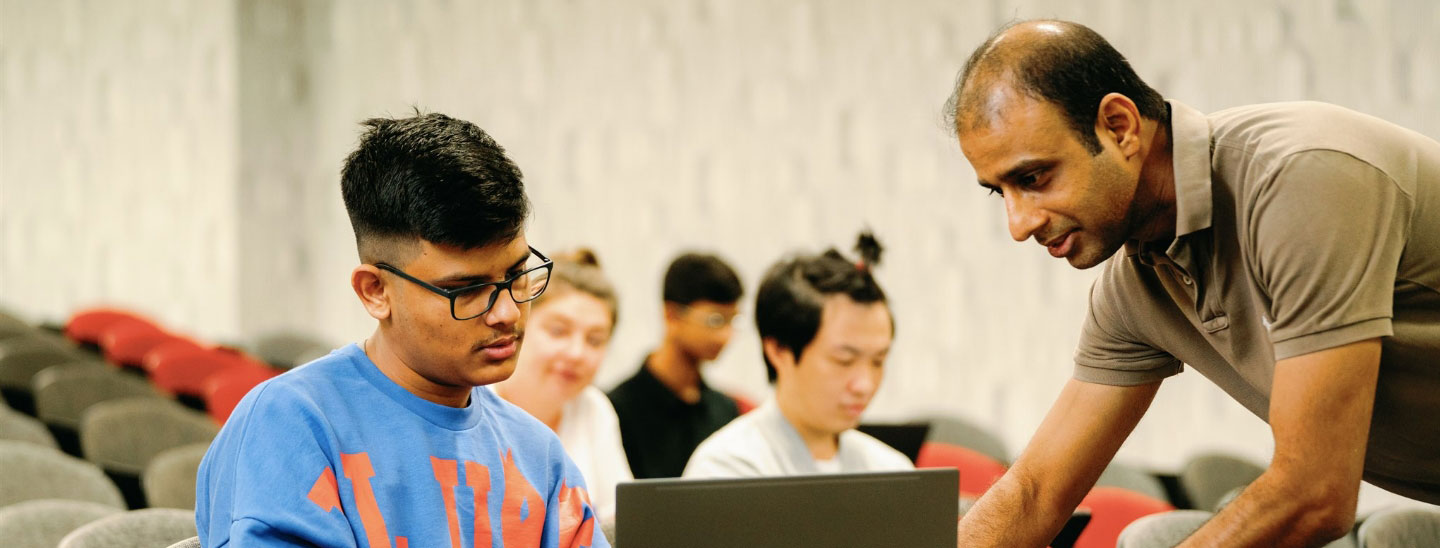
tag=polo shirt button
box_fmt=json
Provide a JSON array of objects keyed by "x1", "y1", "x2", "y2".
[{"x1": 1182, "y1": 276, "x2": 1192, "y2": 285}]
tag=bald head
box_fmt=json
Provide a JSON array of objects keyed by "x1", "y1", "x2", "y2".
[{"x1": 945, "y1": 20, "x2": 1166, "y2": 154}]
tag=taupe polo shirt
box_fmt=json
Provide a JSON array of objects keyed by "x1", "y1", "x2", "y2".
[{"x1": 1075, "y1": 101, "x2": 1440, "y2": 503}]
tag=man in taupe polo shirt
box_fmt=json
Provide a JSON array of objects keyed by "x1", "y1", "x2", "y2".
[{"x1": 945, "y1": 20, "x2": 1440, "y2": 548}]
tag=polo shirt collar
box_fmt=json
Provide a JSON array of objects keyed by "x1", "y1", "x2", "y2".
[
  {"x1": 1169, "y1": 100, "x2": 1215, "y2": 240},
  {"x1": 1125, "y1": 100, "x2": 1214, "y2": 262}
]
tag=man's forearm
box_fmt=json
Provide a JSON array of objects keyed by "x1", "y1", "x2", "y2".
[
  {"x1": 957, "y1": 468, "x2": 1071, "y2": 548},
  {"x1": 1178, "y1": 469, "x2": 1354, "y2": 548}
]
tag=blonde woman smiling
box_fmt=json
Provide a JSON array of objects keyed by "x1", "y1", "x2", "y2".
[{"x1": 494, "y1": 249, "x2": 632, "y2": 531}]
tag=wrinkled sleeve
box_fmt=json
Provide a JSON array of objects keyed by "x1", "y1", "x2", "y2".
[
  {"x1": 196, "y1": 383, "x2": 355, "y2": 547},
  {"x1": 1249, "y1": 150, "x2": 1411, "y2": 360},
  {"x1": 546, "y1": 436, "x2": 610, "y2": 548},
  {"x1": 1073, "y1": 273, "x2": 1183, "y2": 386}
]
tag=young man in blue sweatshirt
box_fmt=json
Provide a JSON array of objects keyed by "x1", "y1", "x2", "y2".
[{"x1": 197, "y1": 113, "x2": 608, "y2": 548}]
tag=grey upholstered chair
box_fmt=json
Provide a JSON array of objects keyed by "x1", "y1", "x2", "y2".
[
  {"x1": 166, "y1": 536, "x2": 202, "y2": 548},
  {"x1": 57, "y1": 508, "x2": 197, "y2": 548},
  {"x1": 0, "y1": 440, "x2": 125, "y2": 509},
  {"x1": 0, "y1": 498, "x2": 122, "y2": 548},
  {"x1": 78, "y1": 398, "x2": 216, "y2": 509},
  {"x1": 0, "y1": 406, "x2": 60, "y2": 449},
  {"x1": 248, "y1": 331, "x2": 333, "y2": 369},
  {"x1": 80, "y1": 399, "x2": 217, "y2": 476},
  {"x1": 923, "y1": 414, "x2": 1010, "y2": 464},
  {"x1": 142, "y1": 442, "x2": 211, "y2": 509},
  {"x1": 1117, "y1": 510, "x2": 1211, "y2": 548},
  {"x1": 1095, "y1": 461, "x2": 1170, "y2": 502},
  {"x1": 33, "y1": 363, "x2": 162, "y2": 456},
  {"x1": 1357, "y1": 506, "x2": 1440, "y2": 548},
  {"x1": 1178, "y1": 452, "x2": 1266, "y2": 511},
  {"x1": 0, "y1": 336, "x2": 92, "y2": 416}
]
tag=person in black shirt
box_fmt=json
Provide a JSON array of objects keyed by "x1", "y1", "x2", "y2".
[{"x1": 607, "y1": 252, "x2": 744, "y2": 478}]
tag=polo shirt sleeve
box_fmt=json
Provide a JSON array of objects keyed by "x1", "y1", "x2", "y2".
[
  {"x1": 1073, "y1": 273, "x2": 1183, "y2": 386},
  {"x1": 1250, "y1": 149, "x2": 1413, "y2": 360}
]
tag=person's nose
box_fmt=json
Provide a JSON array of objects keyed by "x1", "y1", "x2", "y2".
[
  {"x1": 483, "y1": 292, "x2": 521, "y2": 328},
  {"x1": 561, "y1": 335, "x2": 587, "y2": 360},
  {"x1": 849, "y1": 367, "x2": 879, "y2": 398},
  {"x1": 1005, "y1": 191, "x2": 1046, "y2": 243}
]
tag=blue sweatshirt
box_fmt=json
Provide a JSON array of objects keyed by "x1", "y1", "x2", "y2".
[{"x1": 196, "y1": 343, "x2": 608, "y2": 548}]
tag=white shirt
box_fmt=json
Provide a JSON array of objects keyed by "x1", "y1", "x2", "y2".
[
  {"x1": 682, "y1": 399, "x2": 913, "y2": 479},
  {"x1": 554, "y1": 385, "x2": 633, "y2": 529}
]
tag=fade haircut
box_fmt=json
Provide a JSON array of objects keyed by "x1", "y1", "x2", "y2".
[
  {"x1": 662, "y1": 253, "x2": 743, "y2": 306},
  {"x1": 755, "y1": 231, "x2": 891, "y2": 382},
  {"x1": 944, "y1": 20, "x2": 1167, "y2": 155},
  {"x1": 340, "y1": 112, "x2": 530, "y2": 264}
]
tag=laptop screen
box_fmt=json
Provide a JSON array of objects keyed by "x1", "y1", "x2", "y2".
[{"x1": 616, "y1": 469, "x2": 959, "y2": 548}]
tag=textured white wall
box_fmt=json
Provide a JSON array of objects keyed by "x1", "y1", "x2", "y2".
[
  {"x1": 0, "y1": 0, "x2": 241, "y2": 340},
  {"x1": 3, "y1": 0, "x2": 1439, "y2": 487}
]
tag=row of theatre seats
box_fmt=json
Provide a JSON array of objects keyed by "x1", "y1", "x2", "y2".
[
  {"x1": 3, "y1": 304, "x2": 1437, "y2": 547},
  {"x1": 0, "y1": 306, "x2": 330, "y2": 548}
]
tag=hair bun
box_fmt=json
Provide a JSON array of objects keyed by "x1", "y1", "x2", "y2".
[
  {"x1": 854, "y1": 230, "x2": 884, "y2": 269},
  {"x1": 556, "y1": 247, "x2": 601, "y2": 268}
]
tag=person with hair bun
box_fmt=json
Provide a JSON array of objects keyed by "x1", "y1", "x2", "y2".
[
  {"x1": 494, "y1": 248, "x2": 632, "y2": 531},
  {"x1": 683, "y1": 231, "x2": 911, "y2": 479}
]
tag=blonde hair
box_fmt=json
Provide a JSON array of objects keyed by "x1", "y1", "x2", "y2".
[{"x1": 535, "y1": 248, "x2": 619, "y2": 331}]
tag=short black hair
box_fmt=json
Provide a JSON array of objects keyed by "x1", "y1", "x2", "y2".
[
  {"x1": 340, "y1": 112, "x2": 530, "y2": 263},
  {"x1": 755, "y1": 231, "x2": 890, "y2": 382},
  {"x1": 946, "y1": 20, "x2": 1167, "y2": 154},
  {"x1": 662, "y1": 253, "x2": 743, "y2": 306}
]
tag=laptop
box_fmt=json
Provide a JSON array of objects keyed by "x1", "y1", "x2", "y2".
[
  {"x1": 856, "y1": 422, "x2": 931, "y2": 463},
  {"x1": 616, "y1": 469, "x2": 959, "y2": 548}
]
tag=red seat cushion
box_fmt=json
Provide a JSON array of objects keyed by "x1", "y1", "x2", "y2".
[
  {"x1": 915, "y1": 441, "x2": 1008, "y2": 498},
  {"x1": 65, "y1": 308, "x2": 155, "y2": 345},
  {"x1": 202, "y1": 360, "x2": 281, "y2": 424},
  {"x1": 99, "y1": 322, "x2": 181, "y2": 368},
  {"x1": 147, "y1": 342, "x2": 251, "y2": 398},
  {"x1": 1074, "y1": 486, "x2": 1176, "y2": 548}
]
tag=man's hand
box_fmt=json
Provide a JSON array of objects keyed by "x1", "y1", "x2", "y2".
[
  {"x1": 957, "y1": 378, "x2": 1160, "y2": 547},
  {"x1": 1179, "y1": 338, "x2": 1381, "y2": 547}
]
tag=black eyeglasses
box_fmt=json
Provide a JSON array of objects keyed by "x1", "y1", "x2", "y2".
[{"x1": 375, "y1": 246, "x2": 553, "y2": 321}]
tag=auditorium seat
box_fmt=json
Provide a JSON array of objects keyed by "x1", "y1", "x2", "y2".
[
  {"x1": 915, "y1": 441, "x2": 1007, "y2": 498},
  {"x1": 79, "y1": 398, "x2": 218, "y2": 509},
  {"x1": 0, "y1": 406, "x2": 60, "y2": 449},
  {"x1": 201, "y1": 362, "x2": 281, "y2": 424},
  {"x1": 97, "y1": 322, "x2": 181, "y2": 372},
  {"x1": 1116, "y1": 510, "x2": 1211, "y2": 548},
  {"x1": 143, "y1": 443, "x2": 210, "y2": 509},
  {"x1": 247, "y1": 331, "x2": 333, "y2": 369},
  {"x1": 32, "y1": 364, "x2": 163, "y2": 456},
  {"x1": 167, "y1": 536, "x2": 202, "y2": 548},
  {"x1": 1095, "y1": 461, "x2": 1170, "y2": 503},
  {"x1": 1178, "y1": 452, "x2": 1266, "y2": 511},
  {"x1": 64, "y1": 309, "x2": 156, "y2": 350},
  {"x1": 0, "y1": 337, "x2": 93, "y2": 416},
  {"x1": 1358, "y1": 507, "x2": 1440, "y2": 548},
  {"x1": 0, "y1": 440, "x2": 125, "y2": 509},
  {"x1": 57, "y1": 508, "x2": 196, "y2": 548},
  {"x1": 923, "y1": 414, "x2": 1011, "y2": 465},
  {"x1": 0, "y1": 498, "x2": 123, "y2": 548},
  {"x1": 144, "y1": 342, "x2": 248, "y2": 408},
  {"x1": 1075, "y1": 486, "x2": 1175, "y2": 548}
]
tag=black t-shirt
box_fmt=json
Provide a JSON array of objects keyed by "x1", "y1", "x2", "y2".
[{"x1": 606, "y1": 358, "x2": 740, "y2": 479}]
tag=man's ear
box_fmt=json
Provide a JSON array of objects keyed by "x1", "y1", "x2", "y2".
[
  {"x1": 663, "y1": 302, "x2": 684, "y2": 323},
  {"x1": 1096, "y1": 92, "x2": 1144, "y2": 159},
  {"x1": 762, "y1": 338, "x2": 796, "y2": 373},
  {"x1": 352, "y1": 265, "x2": 392, "y2": 321}
]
